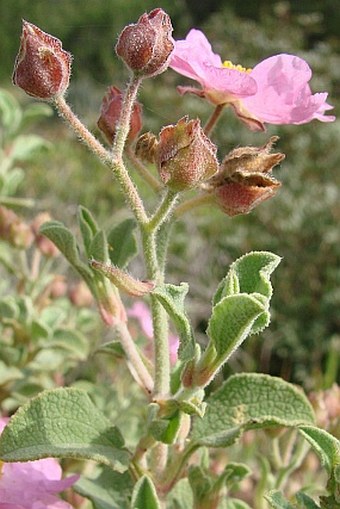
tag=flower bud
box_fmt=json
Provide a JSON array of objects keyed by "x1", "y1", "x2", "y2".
[
  {"x1": 156, "y1": 116, "x2": 219, "y2": 191},
  {"x1": 32, "y1": 212, "x2": 59, "y2": 257},
  {"x1": 211, "y1": 136, "x2": 284, "y2": 216},
  {"x1": 68, "y1": 281, "x2": 94, "y2": 307},
  {"x1": 115, "y1": 9, "x2": 174, "y2": 78},
  {"x1": 97, "y1": 86, "x2": 142, "y2": 145},
  {"x1": 13, "y1": 20, "x2": 72, "y2": 100},
  {"x1": 90, "y1": 259, "x2": 155, "y2": 297},
  {"x1": 0, "y1": 206, "x2": 34, "y2": 249}
]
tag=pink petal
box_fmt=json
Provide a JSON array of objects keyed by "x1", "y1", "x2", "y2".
[
  {"x1": 170, "y1": 29, "x2": 257, "y2": 104},
  {"x1": 242, "y1": 54, "x2": 335, "y2": 124},
  {"x1": 127, "y1": 301, "x2": 153, "y2": 338}
]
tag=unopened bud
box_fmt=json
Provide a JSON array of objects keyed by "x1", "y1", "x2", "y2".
[
  {"x1": 115, "y1": 9, "x2": 174, "y2": 78},
  {"x1": 157, "y1": 116, "x2": 219, "y2": 191},
  {"x1": 13, "y1": 20, "x2": 72, "y2": 100},
  {"x1": 0, "y1": 206, "x2": 34, "y2": 249},
  {"x1": 97, "y1": 86, "x2": 142, "y2": 145},
  {"x1": 32, "y1": 212, "x2": 59, "y2": 257},
  {"x1": 211, "y1": 136, "x2": 284, "y2": 216},
  {"x1": 68, "y1": 281, "x2": 94, "y2": 307},
  {"x1": 90, "y1": 259, "x2": 155, "y2": 297}
]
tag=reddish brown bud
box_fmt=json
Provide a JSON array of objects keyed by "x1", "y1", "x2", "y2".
[
  {"x1": 157, "y1": 116, "x2": 219, "y2": 191},
  {"x1": 13, "y1": 20, "x2": 72, "y2": 100},
  {"x1": 31, "y1": 212, "x2": 59, "y2": 257},
  {"x1": 0, "y1": 206, "x2": 34, "y2": 249},
  {"x1": 211, "y1": 136, "x2": 284, "y2": 216},
  {"x1": 115, "y1": 9, "x2": 174, "y2": 78},
  {"x1": 97, "y1": 86, "x2": 142, "y2": 145},
  {"x1": 68, "y1": 281, "x2": 94, "y2": 308}
]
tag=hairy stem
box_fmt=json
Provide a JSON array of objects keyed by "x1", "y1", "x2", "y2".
[
  {"x1": 126, "y1": 146, "x2": 162, "y2": 192},
  {"x1": 115, "y1": 321, "x2": 154, "y2": 395},
  {"x1": 147, "y1": 190, "x2": 178, "y2": 232},
  {"x1": 53, "y1": 94, "x2": 148, "y2": 225}
]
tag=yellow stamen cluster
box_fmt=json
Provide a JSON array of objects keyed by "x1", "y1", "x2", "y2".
[{"x1": 223, "y1": 60, "x2": 252, "y2": 73}]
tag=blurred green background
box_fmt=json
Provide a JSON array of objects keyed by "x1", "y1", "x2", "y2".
[{"x1": 0, "y1": 0, "x2": 339, "y2": 389}]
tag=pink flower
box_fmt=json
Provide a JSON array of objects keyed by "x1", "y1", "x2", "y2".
[
  {"x1": 0, "y1": 418, "x2": 78, "y2": 509},
  {"x1": 128, "y1": 301, "x2": 179, "y2": 364},
  {"x1": 170, "y1": 29, "x2": 335, "y2": 130}
]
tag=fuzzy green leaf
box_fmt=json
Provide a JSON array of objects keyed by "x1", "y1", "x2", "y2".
[
  {"x1": 213, "y1": 251, "x2": 281, "y2": 305},
  {"x1": 10, "y1": 134, "x2": 51, "y2": 161},
  {"x1": 192, "y1": 374, "x2": 315, "y2": 447},
  {"x1": 265, "y1": 491, "x2": 296, "y2": 509},
  {"x1": 78, "y1": 206, "x2": 99, "y2": 257},
  {"x1": 90, "y1": 230, "x2": 109, "y2": 263},
  {"x1": 75, "y1": 467, "x2": 132, "y2": 509},
  {"x1": 153, "y1": 283, "x2": 195, "y2": 361},
  {"x1": 299, "y1": 425, "x2": 340, "y2": 474},
  {"x1": 207, "y1": 293, "x2": 265, "y2": 361},
  {"x1": 0, "y1": 388, "x2": 130, "y2": 471},
  {"x1": 131, "y1": 475, "x2": 161, "y2": 509},
  {"x1": 107, "y1": 218, "x2": 138, "y2": 268},
  {"x1": 40, "y1": 221, "x2": 93, "y2": 283}
]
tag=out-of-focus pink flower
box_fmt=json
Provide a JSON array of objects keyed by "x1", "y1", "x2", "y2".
[
  {"x1": 128, "y1": 301, "x2": 179, "y2": 364},
  {"x1": 170, "y1": 29, "x2": 335, "y2": 130},
  {"x1": 0, "y1": 418, "x2": 78, "y2": 509}
]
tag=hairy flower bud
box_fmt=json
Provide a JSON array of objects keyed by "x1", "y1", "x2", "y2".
[
  {"x1": 97, "y1": 86, "x2": 142, "y2": 145},
  {"x1": 13, "y1": 20, "x2": 72, "y2": 99},
  {"x1": 90, "y1": 259, "x2": 155, "y2": 297},
  {"x1": 156, "y1": 116, "x2": 219, "y2": 191},
  {"x1": 0, "y1": 206, "x2": 34, "y2": 249},
  {"x1": 115, "y1": 9, "x2": 174, "y2": 78},
  {"x1": 32, "y1": 212, "x2": 59, "y2": 257},
  {"x1": 211, "y1": 136, "x2": 284, "y2": 216}
]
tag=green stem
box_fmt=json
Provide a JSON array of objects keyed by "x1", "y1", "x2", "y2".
[
  {"x1": 141, "y1": 225, "x2": 170, "y2": 396},
  {"x1": 112, "y1": 74, "x2": 142, "y2": 159},
  {"x1": 275, "y1": 434, "x2": 309, "y2": 490},
  {"x1": 126, "y1": 146, "x2": 162, "y2": 192},
  {"x1": 204, "y1": 104, "x2": 225, "y2": 135},
  {"x1": 147, "y1": 190, "x2": 178, "y2": 232},
  {"x1": 175, "y1": 193, "x2": 215, "y2": 218}
]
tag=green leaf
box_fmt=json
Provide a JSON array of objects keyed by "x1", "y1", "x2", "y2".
[
  {"x1": 207, "y1": 293, "x2": 265, "y2": 361},
  {"x1": 0, "y1": 361, "x2": 23, "y2": 386},
  {"x1": 149, "y1": 411, "x2": 182, "y2": 444},
  {"x1": 265, "y1": 490, "x2": 295, "y2": 509},
  {"x1": 107, "y1": 218, "x2": 138, "y2": 268},
  {"x1": 225, "y1": 499, "x2": 252, "y2": 509},
  {"x1": 0, "y1": 89, "x2": 22, "y2": 133},
  {"x1": 40, "y1": 221, "x2": 93, "y2": 283},
  {"x1": 295, "y1": 492, "x2": 320, "y2": 509},
  {"x1": 213, "y1": 251, "x2": 281, "y2": 305},
  {"x1": 78, "y1": 206, "x2": 99, "y2": 257},
  {"x1": 1, "y1": 167, "x2": 25, "y2": 196},
  {"x1": 75, "y1": 466, "x2": 132, "y2": 509},
  {"x1": 131, "y1": 475, "x2": 161, "y2": 509},
  {"x1": 90, "y1": 230, "x2": 109, "y2": 263},
  {"x1": 213, "y1": 252, "x2": 280, "y2": 336},
  {"x1": 10, "y1": 134, "x2": 51, "y2": 161},
  {"x1": 21, "y1": 102, "x2": 53, "y2": 128},
  {"x1": 192, "y1": 373, "x2": 315, "y2": 447},
  {"x1": 299, "y1": 426, "x2": 340, "y2": 474},
  {"x1": 0, "y1": 388, "x2": 130, "y2": 471},
  {"x1": 168, "y1": 479, "x2": 193, "y2": 509},
  {"x1": 223, "y1": 463, "x2": 251, "y2": 488},
  {"x1": 153, "y1": 283, "x2": 195, "y2": 361},
  {"x1": 50, "y1": 328, "x2": 90, "y2": 360}
]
